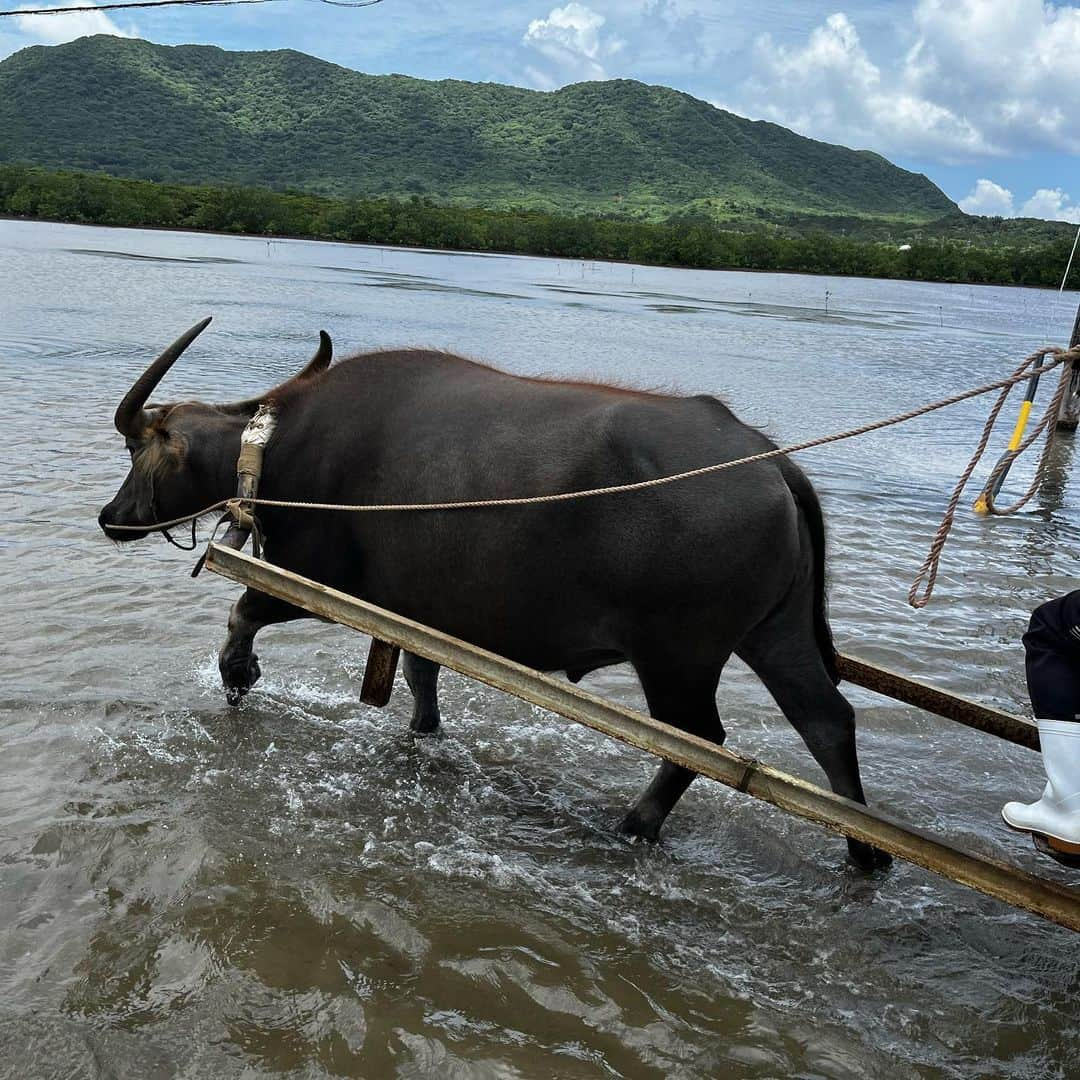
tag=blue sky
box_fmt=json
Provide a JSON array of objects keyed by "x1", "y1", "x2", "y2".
[{"x1": 2, "y1": 0, "x2": 1078, "y2": 221}]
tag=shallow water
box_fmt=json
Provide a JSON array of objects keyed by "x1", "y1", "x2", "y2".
[{"x1": 1, "y1": 219, "x2": 1078, "y2": 1078}]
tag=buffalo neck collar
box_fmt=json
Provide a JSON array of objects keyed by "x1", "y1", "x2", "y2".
[{"x1": 241, "y1": 403, "x2": 278, "y2": 451}]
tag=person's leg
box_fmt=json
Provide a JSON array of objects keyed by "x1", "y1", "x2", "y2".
[
  {"x1": 1002, "y1": 593, "x2": 1080, "y2": 857},
  {"x1": 1024, "y1": 591, "x2": 1080, "y2": 722}
]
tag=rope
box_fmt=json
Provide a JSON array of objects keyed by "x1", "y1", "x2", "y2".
[
  {"x1": 0, "y1": 0, "x2": 383, "y2": 14},
  {"x1": 107, "y1": 345, "x2": 1080, "y2": 604},
  {"x1": 907, "y1": 348, "x2": 1074, "y2": 607}
]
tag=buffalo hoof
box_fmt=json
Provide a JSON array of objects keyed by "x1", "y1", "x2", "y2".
[
  {"x1": 409, "y1": 709, "x2": 441, "y2": 735},
  {"x1": 618, "y1": 808, "x2": 664, "y2": 843},
  {"x1": 846, "y1": 839, "x2": 893, "y2": 872},
  {"x1": 221, "y1": 652, "x2": 261, "y2": 706}
]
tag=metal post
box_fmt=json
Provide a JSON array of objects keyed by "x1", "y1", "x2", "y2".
[{"x1": 203, "y1": 544, "x2": 1080, "y2": 933}]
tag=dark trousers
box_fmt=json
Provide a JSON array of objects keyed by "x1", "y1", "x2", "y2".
[{"x1": 1024, "y1": 591, "x2": 1080, "y2": 722}]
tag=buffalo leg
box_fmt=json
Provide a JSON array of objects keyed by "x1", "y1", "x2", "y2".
[
  {"x1": 403, "y1": 652, "x2": 441, "y2": 734},
  {"x1": 219, "y1": 588, "x2": 303, "y2": 705},
  {"x1": 738, "y1": 621, "x2": 892, "y2": 871},
  {"x1": 620, "y1": 667, "x2": 725, "y2": 841}
]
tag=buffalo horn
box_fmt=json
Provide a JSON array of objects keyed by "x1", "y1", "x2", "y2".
[
  {"x1": 114, "y1": 316, "x2": 213, "y2": 437},
  {"x1": 296, "y1": 330, "x2": 333, "y2": 379},
  {"x1": 217, "y1": 330, "x2": 333, "y2": 416}
]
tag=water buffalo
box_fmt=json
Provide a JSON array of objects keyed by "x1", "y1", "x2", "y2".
[{"x1": 99, "y1": 320, "x2": 890, "y2": 870}]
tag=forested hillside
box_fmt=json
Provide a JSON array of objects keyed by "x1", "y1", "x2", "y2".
[
  {"x1": 0, "y1": 35, "x2": 957, "y2": 225},
  {"x1": 3, "y1": 164, "x2": 1075, "y2": 289}
]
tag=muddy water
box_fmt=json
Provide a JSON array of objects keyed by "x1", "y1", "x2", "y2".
[{"x1": 1, "y1": 219, "x2": 1078, "y2": 1078}]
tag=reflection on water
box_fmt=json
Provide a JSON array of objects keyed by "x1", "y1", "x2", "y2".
[
  {"x1": 361, "y1": 280, "x2": 528, "y2": 300},
  {"x1": 68, "y1": 247, "x2": 244, "y2": 265},
  {"x1": 1, "y1": 219, "x2": 1079, "y2": 1078}
]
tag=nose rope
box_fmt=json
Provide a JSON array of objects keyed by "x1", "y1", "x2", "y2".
[
  {"x1": 161, "y1": 516, "x2": 199, "y2": 552},
  {"x1": 104, "y1": 345, "x2": 1080, "y2": 607},
  {"x1": 150, "y1": 471, "x2": 200, "y2": 551}
]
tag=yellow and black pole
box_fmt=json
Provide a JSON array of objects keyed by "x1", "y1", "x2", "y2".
[
  {"x1": 973, "y1": 367, "x2": 1044, "y2": 514},
  {"x1": 975, "y1": 294, "x2": 1080, "y2": 513}
]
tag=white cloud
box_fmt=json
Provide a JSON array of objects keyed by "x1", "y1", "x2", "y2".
[
  {"x1": 732, "y1": 1, "x2": 1080, "y2": 161},
  {"x1": 905, "y1": 0, "x2": 1080, "y2": 154},
  {"x1": 1019, "y1": 188, "x2": 1080, "y2": 224},
  {"x1": 523, "y1": 3, "x2": 624, "y2": 85},
  {"x1": 742, "y1": 12, "x2": 992, "y2": 160},
  {"x1": 959, "y1": 179, "x2": 1080, "y2": 223},
  {"x1": 10, "y1": 3, "x2": 136, "y2": 46},
  {"x1": 959, "y1": 178, "x2": 1015, "y2": 217}
]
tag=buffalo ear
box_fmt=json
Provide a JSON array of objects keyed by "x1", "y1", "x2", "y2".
[{"x1": 218, "y1": 330, "x2": 333, "y2": 415}]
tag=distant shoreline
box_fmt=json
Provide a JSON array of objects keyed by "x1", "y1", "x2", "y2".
[
  {"x1": 1, "y1": 165, "x2": 1078, "y2": 292},
  {"x1": 6, "y1": 213, "x2": 1078, "y2": 298}
]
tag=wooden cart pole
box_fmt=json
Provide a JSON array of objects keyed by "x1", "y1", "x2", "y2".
[
  {"x1": 836, "y1": 654, "x2": 1038, "y2": 751},
  {"x1": 203, "y1": 544, "x2": 1079, "y2": 933}
]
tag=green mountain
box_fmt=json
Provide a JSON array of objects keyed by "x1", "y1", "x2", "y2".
[{"x1": 0, "y1": 35, "x2": 956, "y2": 225}]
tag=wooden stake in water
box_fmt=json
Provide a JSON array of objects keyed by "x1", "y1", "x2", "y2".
[
  {"x1": 1056, "y1": 297, "x2": 1080, "y2": 431},
  {"x1": 1055, "y1": 227, "x2": 1080, "y2": 431}
]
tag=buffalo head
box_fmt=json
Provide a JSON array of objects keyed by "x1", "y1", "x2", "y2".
[{"x1": 98, "y1": 319, "x2": 332, "y2": 541}]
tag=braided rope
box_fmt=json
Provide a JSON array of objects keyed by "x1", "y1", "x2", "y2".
[
  {"x1": 108, "y1": 345, "x2": 1080, "y2": 606},
  {"x1": 907, "y1": 349, "x2": 1074, "y2": 607}
]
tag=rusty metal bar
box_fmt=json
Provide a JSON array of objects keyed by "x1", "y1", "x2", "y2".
[
  {"x1": 203, "y1": 544, "x2": 1079, "y2": 933},
  {"x1": 836, "y1": 654, "x2": 1038, "y2": 751}
]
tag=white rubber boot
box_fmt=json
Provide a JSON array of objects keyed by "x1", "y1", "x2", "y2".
[{"x1": 1001, "y1": 719, "x2": 1080, "y2": 846}]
